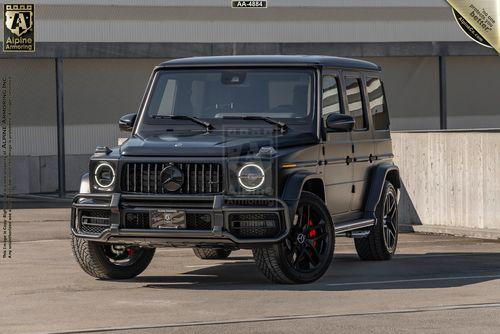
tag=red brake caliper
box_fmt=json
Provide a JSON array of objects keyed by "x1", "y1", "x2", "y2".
[
  {"x1": 127, "y1": 248, "x2": 135, "y2": 257},
  {"x1": 308, "y1": 220, "x2": 318, "y2": 249}
]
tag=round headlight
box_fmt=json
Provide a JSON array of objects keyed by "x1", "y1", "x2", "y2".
[
  {"x1": 238, "y1": 163, "x2": 265, "y2": 191},
  {"x1": 94, "y1": 162, "x2": 116, "y2": 189}
]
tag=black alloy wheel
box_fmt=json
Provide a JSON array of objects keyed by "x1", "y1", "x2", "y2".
[
  {"x1": 382, "y1": 188, "x2": 398, "y2": 253},
  {"x1": 283, "y1": 201, "x2": 332, "y2": 273},
  {"x1": 253, "y1": 192, "x2": 335, "y2": 284},
  {"x1": 354, "y1": 181, "x2": 398, "y2": 260}
]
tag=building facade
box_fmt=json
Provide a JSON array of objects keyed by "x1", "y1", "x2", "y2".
[{"x1": 0, "y1": 0, "x2": 499, "y2": 193}]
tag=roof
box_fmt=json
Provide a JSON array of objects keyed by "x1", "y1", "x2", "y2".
[{"x1": 159, "y1": 55, "x2": 380, "y2": 71}]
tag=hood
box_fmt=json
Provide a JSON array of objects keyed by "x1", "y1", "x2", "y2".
[{"x1": 120, "y1": 131, "x2": 318, "y2": 157}]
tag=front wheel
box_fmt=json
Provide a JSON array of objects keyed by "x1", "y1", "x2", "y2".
[
  {"x1": 253, "y1": 191, "x2": 335, "y2": 284},
  {"x1": 71, "y1": 235, "x2": 155, "y2": 279},
  {"x1": 355, "y1": 181, "x2": 398, "y2": 260}
]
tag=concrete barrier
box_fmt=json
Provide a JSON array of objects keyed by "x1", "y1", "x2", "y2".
[
  {"x1": 3, "y1": 131, "x2": 500, "y2": 239},
  {"x1": 392, "y1": 130, "x2": 500, "y2": 239}
]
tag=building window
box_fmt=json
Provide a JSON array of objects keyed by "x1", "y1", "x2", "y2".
[
  {"x1": 322, "y1": 75, "x2": 341, "y2": 118},
  {"x1": 367, "y1": 77, "x2": 389, "y2": 130},
  {"x1": 345, "y1": 77, "x2": 366, "y2": 130}
]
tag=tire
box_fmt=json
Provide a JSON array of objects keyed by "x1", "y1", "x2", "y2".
[
  {"x1": 193, "y1": 247, "x2": 232, "y2": 260},
  {"x1": 71, "y1": 235, "x2": 155, "y2": 279},
  {"x1": 253, "y1": 191, "x2": 335, "y2": 284},
  {"x1": 355, "y1": 181, "x2": 398, "y2": 261}
]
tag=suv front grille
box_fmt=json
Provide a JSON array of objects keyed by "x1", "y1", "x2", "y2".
[{"x1": 122, "y1": 162, "x2": 222, "y2": 194}]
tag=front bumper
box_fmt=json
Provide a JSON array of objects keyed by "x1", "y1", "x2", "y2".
[{"x1": 70, "y1": 193, "x2": 291, "y2": 248}]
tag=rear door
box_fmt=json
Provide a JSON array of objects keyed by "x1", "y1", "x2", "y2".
[
  {"x1": 343, "y1": 73, "x2": 374, "y2": 213},
  {"x1": 366, "y1": 76, "x2": 393, "y2": 166},
  {"x1": 321, "y1": 69, "x2": 353, "y2": 215}
]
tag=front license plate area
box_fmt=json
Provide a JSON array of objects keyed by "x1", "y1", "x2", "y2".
[{"x1": 150, "y1": 209, "x2": 186, "y2": 229}]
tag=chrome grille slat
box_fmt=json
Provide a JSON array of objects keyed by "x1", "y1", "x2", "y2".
[
  {"x1": 147, "y1": 164, "x2": 151, "y2": 193},
  {"x1": 209, "y1": 164, "x2": 212, "y2": 193},
  {"x1": 122, "y1": 162, "x2": 222, "y2": 194},
  {"x1": 133, "y1": 164, "x2": 137, "y2": 192},
  {"x1": 126, "y1": 164, "x2": 130, "y2": 191},
  {"x1": 154, "y1": 164, "x2": 157, "y2": 193}
]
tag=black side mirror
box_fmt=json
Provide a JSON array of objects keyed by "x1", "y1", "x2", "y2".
[
  {"x1": 326, "y1": 113, "x2": 355, "y2": 132},
  {"x1": 119, "y1": 113, "x2": 137, "y2": 132}
]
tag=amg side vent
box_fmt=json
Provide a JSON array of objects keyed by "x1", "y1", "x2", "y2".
[
  {"x1": 122, "y1": 162, "x2": 222, "y2": 194},
  {"x1": 79, "y1": 210, "x2": 111, "y2": 235}
]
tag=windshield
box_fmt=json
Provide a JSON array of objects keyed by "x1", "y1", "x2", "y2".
[{"x1": 145, "y1": 68, "x2": 314, "y2": 120}]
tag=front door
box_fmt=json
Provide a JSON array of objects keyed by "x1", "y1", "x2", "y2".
[{"x1": 321, "y1": 70, "x2": 353, "y2": 216}]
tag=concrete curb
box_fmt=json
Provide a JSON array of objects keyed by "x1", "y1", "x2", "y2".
[{"x1": 412, "y1": 225, "x2": 500, "y2": 241}]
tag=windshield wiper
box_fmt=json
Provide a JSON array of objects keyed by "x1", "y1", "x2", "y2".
[
  {"x1": 152, "y1": 115, "x2": 214, "y2": 131},
  {"x1": 221, "y1": 115, "x2": 288, "y2": 133}
]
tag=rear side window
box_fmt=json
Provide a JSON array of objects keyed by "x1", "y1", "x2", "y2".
[
  {"x1": 367, "y1": 77, "x2": 389, "y2": 130},
  {"x1": 344, "y1": 77, "x2": 366, "y2": 130},
  {"x1": 322, "y1": 75, "x2": 341, "y2": 118}
]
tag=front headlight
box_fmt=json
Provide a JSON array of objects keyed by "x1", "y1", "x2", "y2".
[
  {"x1": 237, "y1": 163, "x2": 265, "y2": 191},
  {"x1": 93, "y1": 162, "x2": 116, "y2": 190}
]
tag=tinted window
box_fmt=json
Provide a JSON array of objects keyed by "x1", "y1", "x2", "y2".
[
  {"x1": 345, "y1": 77, "x2": 366, "y2": 130},
  {"x1": 367, "y1": 77, "x2": 389, "y2": 130},
  {"x1": 146, "y1": 69, "x2": 313, "y2": 119},
  {"x1": 322, "y1": 75, "x2": 341, "y2": 118}
]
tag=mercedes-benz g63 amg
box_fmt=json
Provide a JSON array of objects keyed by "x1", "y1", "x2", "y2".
[{"x1": 71, "y1": 55, "x2": 400, "y2": 284}]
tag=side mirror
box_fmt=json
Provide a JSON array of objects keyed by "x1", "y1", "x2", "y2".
[
  {"x1": 119, "y1": 113, "x2": 137, "y2": 132},
  {"x1": 326, "y1": 113, "x2": 355, "y2": 132}
]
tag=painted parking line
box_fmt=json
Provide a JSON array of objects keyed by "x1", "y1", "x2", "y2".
[
  {"x1": 326, "y1": 274, "x2": 500, "y2": 287},
  {"x1": 40, "y1": 301, "x2": 500, "y2": 334}
]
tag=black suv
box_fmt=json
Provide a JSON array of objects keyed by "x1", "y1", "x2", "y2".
[{"x1": 71, "y1": 55, "x2": 400, "y2": 284}]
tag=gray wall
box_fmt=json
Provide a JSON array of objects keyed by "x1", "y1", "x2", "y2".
[
  {"x1": 0, "y1": 59, "x2": 57, "y2": 156},
  {"x1": 446, "y1": 56, "x2": 500, "y2": 129},
  {"x1": 393, "y1": 131, "x2": 500, "y2": 232},
  {"x1": 63, "y1": 58, "x2": 165, "y2": 154},
  {"x1": 24, "y1": 2, "x2": 466, "y2": 43}
]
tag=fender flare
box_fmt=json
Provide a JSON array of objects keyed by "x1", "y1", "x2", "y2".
[
  {"x1": 79, "y1": 172, "x2": 90, "y2": 194},
  {"x1": 364, "y1": 163, "x2": 400, "y2": 216},
  {"x1": 281, "y1": 171, "x2": 324, "y2": 219}
]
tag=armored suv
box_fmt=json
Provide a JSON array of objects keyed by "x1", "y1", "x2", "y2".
[{"x1": 71, "y1": 55, "x2": 400, "y2": 284}]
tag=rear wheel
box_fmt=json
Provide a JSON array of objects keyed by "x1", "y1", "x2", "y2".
[
  {"x1": 71, "y1": 235, "x2": 155, "y2": 279},
  {"x1": 193, "y1": 247, "x2": 232, "y2": 260},
  {"x1": 355, "y1": 181, "x2": 398, "y2": 260},
  {"x1": 253, "y1": 191, "x2": 335, "y2": 284}
]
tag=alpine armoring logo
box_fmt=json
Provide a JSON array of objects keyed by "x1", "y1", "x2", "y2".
[{"x1": 3, "y1": 4, "x2": 35, "y2": 52}]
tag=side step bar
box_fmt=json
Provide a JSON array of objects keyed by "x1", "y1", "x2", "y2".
[{"x1": 335, "y1": 218, "x2": 375, "y2": 235}]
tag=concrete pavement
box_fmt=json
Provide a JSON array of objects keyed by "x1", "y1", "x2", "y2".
[{"x1": 1, "y1": 209, "x2": 500, "y2": 334}]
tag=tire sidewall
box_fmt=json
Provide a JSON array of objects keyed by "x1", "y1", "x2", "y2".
[
  {"x1": 88, "y1": 241, "x2": 155, "y2": 279},
  {"x1": 375, "y1": 182, "x2": 398, "y2": 257}
]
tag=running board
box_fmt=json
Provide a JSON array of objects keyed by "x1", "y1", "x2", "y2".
[{"x1": 335, "y1": 218, "x2": 375, "y2": 235}]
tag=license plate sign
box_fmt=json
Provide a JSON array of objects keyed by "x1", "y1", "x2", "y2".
[{"x1": 150, "y1": 209, "x2": 186, "y2": 229}]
